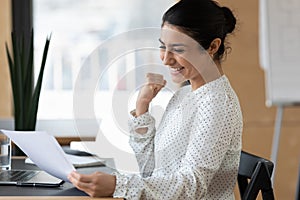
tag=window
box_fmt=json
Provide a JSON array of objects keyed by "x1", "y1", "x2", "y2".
[{"x1": 33, "y1": 0, "x2": 176, "y2": 136}]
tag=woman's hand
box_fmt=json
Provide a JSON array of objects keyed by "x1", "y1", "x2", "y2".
[
  {"x1": 136, "y1": 73, "x2": 166, "y2": 116},
  {"x1": 68, "y1": 171, "x2": 116, "y2": 197}
]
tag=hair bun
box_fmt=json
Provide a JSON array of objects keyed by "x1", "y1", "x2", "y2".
[{"x1": 221, "y1": 6, "x2": 236, "y2": 34}]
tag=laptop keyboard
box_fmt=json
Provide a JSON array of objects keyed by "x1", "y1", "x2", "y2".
[{"x1": 0, "y1": 170, "x2": 38, "y2": 182}]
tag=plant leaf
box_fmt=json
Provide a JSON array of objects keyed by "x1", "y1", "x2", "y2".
[
  {"x1": 23, "y1": 31, "x2": 34, "y2": 127},
  {"x1": 11, "y1": 32, "x2": 24, "y2": 130},
  {"x1": 5, "y1": 43, "x2": 18, "y2": 119},
  {"x1": 27, "y1": 35, "x2": 51, "y2": 129},
  {"x1": 7, "y1": 31, "x2": 50, "y2": 131}
]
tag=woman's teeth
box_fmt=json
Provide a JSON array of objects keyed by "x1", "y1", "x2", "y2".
[{"x1": 171, "y1": 67, "x2": 184, "y2": 71}]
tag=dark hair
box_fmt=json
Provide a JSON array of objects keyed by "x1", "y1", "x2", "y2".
[{"x1": 162, "y1": 0, "x2": 236, "y2": 61}]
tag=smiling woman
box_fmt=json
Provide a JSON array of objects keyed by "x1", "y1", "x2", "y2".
[{"x1": 68, "y1": 0, "x2": 243, "y2": 199}]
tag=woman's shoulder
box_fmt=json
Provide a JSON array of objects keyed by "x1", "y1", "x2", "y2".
[
  {"x1": 192, "y1": 75, "x2": 238, "y2": 104},
  {"x1": 171, "y1": 76, "x2": 237, "y2": 104}
]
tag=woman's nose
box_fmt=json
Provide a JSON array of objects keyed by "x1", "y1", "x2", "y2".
[{"x1": 162, "y1": 50, "x2": 175, "y2": 65}]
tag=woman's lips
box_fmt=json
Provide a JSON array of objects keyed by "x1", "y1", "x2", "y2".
[{"x1": 170, "y1": 67, "x2": 184, "y2": 75}]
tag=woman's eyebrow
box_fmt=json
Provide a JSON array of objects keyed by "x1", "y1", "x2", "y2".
[
  {"x1": 158, "y1": 38, "x2": 165, "y2": 44},
  {"x1": 158, "y1": 38, "x2": 186, "y2": 47}
]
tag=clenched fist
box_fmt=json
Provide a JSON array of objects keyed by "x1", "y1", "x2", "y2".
[{"x1": 135, "y1": 73, "x2": 166, "y2": 117}]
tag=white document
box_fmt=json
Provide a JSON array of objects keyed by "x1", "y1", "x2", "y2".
[
  {"x1": 25, "y1": 154, "x2": 105, "y2": 168},
  {"x1": 0, "y1": 129, "x2": 75, "y2": 182}
]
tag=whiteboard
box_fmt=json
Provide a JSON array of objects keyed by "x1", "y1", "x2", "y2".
[{"x1": 259, "y1": 0, "x2": 300, "y2": 106}]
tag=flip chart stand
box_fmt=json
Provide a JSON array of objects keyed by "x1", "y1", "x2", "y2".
[
  {"x1": 270, "y1": 105, "x2": 284, "y2": 183},
  {"x1": 270, "y1": 104, "x2": 300, "y2": 187}
]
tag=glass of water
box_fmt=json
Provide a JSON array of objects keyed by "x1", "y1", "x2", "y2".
[{"x1": 0, "y1": 133, "x2": 11, "y2": 170}]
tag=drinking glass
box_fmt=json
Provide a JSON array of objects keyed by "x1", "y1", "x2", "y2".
[{"x1": 0, "y1": 133, "x2": 11, "y2": 170}]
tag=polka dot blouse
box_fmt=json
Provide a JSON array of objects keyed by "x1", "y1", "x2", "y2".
[{"x1": 113, "y1": 75, "x2": 243, "y2": 200}]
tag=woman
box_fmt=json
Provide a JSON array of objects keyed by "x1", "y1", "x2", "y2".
[{"x1": 68, "y1": 0, "x2": 243, "y2": 199}]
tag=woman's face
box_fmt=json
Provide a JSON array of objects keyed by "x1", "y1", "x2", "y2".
[{"x1": 159, "y1": 24, "x2": 221, "y2": 89}]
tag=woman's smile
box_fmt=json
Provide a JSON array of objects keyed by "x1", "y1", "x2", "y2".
[{"x1": 170, "y1": 66, "x2": 184, "y2": 74}]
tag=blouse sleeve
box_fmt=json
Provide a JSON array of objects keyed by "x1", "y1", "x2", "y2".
[
  {"x1": 128, "y1": 110, "x2": 156, "y2": 177},
  {"x1": 113, "y1": 93, "x2": 242, "y2": 199}
]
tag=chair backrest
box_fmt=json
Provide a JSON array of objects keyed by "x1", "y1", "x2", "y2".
[{"x1": 238, "y1": 151, "x2": 275, "y2": 200}]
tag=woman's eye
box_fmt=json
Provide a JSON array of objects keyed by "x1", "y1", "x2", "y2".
[
  {"x1": 159, "y1": 45, "x2": 166, "y2": 50},
  {"x1": 173, "y1": 49, "x2": 185, "y2": 53}
]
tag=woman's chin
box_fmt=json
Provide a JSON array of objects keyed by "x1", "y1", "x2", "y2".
[{"x1": 171, "y1": 75, "x2": 186, "y2": 84}]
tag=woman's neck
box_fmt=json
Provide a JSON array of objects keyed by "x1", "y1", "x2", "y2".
[{"x1": 190, "y1": 63, "x2": 224, "y2": 91}]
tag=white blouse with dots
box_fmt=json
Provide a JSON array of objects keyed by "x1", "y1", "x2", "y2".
[{"x1": 113, "y1": 75, "x2": 243, "y2": 200}]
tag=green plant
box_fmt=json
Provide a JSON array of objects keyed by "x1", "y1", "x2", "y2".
[{"x1": 5, "y1": 31, "x2": 51, "y2": 131}]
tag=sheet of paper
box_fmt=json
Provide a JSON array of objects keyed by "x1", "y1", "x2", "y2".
[
  {"x1": 0, "y1": 129, "x2": 75, "y2": 182},
  {"x1": 25, "y1": 154, "x2": 105, "y2": 168}
]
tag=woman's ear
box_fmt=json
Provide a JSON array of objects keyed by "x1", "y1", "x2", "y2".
[{"x1": 208, "y1": 38, "x2": 221, "y2": 55}]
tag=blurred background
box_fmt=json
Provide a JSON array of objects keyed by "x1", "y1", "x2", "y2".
[{"x1": 0, "y1": 0, "x2": 299, "y2": 199}]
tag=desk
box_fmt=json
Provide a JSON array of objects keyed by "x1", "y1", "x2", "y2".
[
  {"x1": 0, "y1": 157, "x2": 123, "y2": 199},
  {"x1": 0, "y1": 198, "x2": 115, "y2": 200}
]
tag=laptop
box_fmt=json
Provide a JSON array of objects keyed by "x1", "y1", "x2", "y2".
[{"x1": 0, "y1": 169, "x2": 64, "y2": 187}]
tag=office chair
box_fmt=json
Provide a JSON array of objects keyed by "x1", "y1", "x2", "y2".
[{"x1": 238, "y1": 151, "x2": 275, "y2": 200}]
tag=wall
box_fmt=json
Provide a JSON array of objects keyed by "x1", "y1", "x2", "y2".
[
  {"x1": 0, "y1": 0, "x2": 12, "y2": 118},
  {"x1": 219, "y1": 0, "x2": 300, "y2": 199}
]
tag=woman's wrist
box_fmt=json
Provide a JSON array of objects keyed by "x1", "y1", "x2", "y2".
[
  {"x1": 136, "y1": 99, "x2": 150, "y2": 117},
  {"x1": 135, "y1": 109, "x2": 148, "y2": 117},
  {"x1": 108, "y1": 175, "x2": 117, "y2": 196}
]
